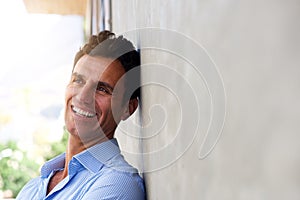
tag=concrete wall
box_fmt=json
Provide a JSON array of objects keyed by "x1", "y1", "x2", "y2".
[{"x1": 113, "y1": 0, "x2": 300, "y2": 199}]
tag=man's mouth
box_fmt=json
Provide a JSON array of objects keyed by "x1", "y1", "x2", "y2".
[{"x1": 71, "y1": 105, "x2": 96, "y2": 118}]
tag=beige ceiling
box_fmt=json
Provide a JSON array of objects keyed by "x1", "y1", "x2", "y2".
[{"x1": 23, "y1": 0, "x2": 88, "y2": 15}]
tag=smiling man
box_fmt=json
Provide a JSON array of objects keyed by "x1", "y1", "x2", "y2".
[{"x1": 17, "y1": 31, "x2": 145, "y2": 200}]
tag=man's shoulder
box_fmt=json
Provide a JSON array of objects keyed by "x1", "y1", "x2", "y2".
[
  {"x1": 103, "y1": 153, "x2": 138, "y2": 172},
  {"x1": 96, "y1": 153, "x2": 144, "y2": 188},
  {"x1": 83, "y1": 168, "x2": 145, "y2": 200},
  {"x1": 98, "y1": 167, "x2": 143, "y2": 185}
]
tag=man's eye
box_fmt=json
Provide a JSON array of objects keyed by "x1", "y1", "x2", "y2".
[
  {"x1": 72, "y1": 77, "x2": 83, "y2": 84},
  {"x1": 96, "y1": 86, "x2": 108, "y2": 93}
]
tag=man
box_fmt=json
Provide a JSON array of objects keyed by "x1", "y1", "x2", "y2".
[{"x1": 17, "y1": 31, "x2": 145, "y2": 199}]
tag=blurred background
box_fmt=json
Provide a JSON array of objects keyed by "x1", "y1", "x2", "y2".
[
  {"x1": 0, "y1": 0, "x2": 84, "y2": 198},
  {"x1": 1, "y1": 0, "x2": 300, "y2": 199}
]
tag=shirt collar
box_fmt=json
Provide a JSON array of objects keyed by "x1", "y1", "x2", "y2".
[
  {"x1": 41, "y1": 153, "x2": 65, "y2": 178},
  {"x1": 40, "y1": 138, "x2": 121, "y2": 177}
]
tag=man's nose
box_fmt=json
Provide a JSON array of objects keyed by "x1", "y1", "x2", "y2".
[{"x1": 77, "y1": 83, "x2": 95, "y2": 104}]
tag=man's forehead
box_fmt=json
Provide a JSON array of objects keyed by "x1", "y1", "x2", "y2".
[
  {"x1": 74, "y1": 55, "x2": 123, "y2": 77},
  {"x1": 75, "y1": 55, "x2": 110, "y2": 72},
  {"x1": 73, "y1": 55, "x2": 126, "y2": 89}
]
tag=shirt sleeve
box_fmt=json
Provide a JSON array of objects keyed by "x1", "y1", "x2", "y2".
[
  {"x1": 81, "y1": 172, "x2": 146, "y2": 200},
  {"x1": 16, "y1": 177, "x2": 43, "y2": 200}
]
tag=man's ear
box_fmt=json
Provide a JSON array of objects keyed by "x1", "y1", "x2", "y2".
[{"x1": 121, "y1": 98, "x2": 139, "y2": 121}]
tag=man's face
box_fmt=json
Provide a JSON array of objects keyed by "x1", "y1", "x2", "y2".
[{"x1": 65, "y1": 55, "x2": 127, "y2": 143}]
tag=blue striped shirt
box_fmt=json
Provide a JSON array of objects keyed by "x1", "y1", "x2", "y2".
[{"x1": 16, "y1": 139, "x2": 145, "y2": 200}]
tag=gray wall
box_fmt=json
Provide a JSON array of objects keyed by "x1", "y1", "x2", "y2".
[{"x1": 113, "y1": 0, "x2": 300, "y2": 199}]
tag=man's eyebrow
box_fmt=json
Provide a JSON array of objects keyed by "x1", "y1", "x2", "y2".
[
  {"x1": 97, "y1": 81, "x2": 114, "y2": 91},
  {"x1": 72, "y1": 72, "x2": 85, "y2": 79}
]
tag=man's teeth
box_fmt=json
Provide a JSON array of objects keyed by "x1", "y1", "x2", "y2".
[{"x1": 72, "y1": 106, "x2": 95, "y2": 118}]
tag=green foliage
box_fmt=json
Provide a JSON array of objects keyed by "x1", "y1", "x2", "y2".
[
  {"x1": 0, "y1": 129, "x2": 68, "y2": 198},
  {"x1": 0, "y1": 141, "x2": 39, "y2": 198}
]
